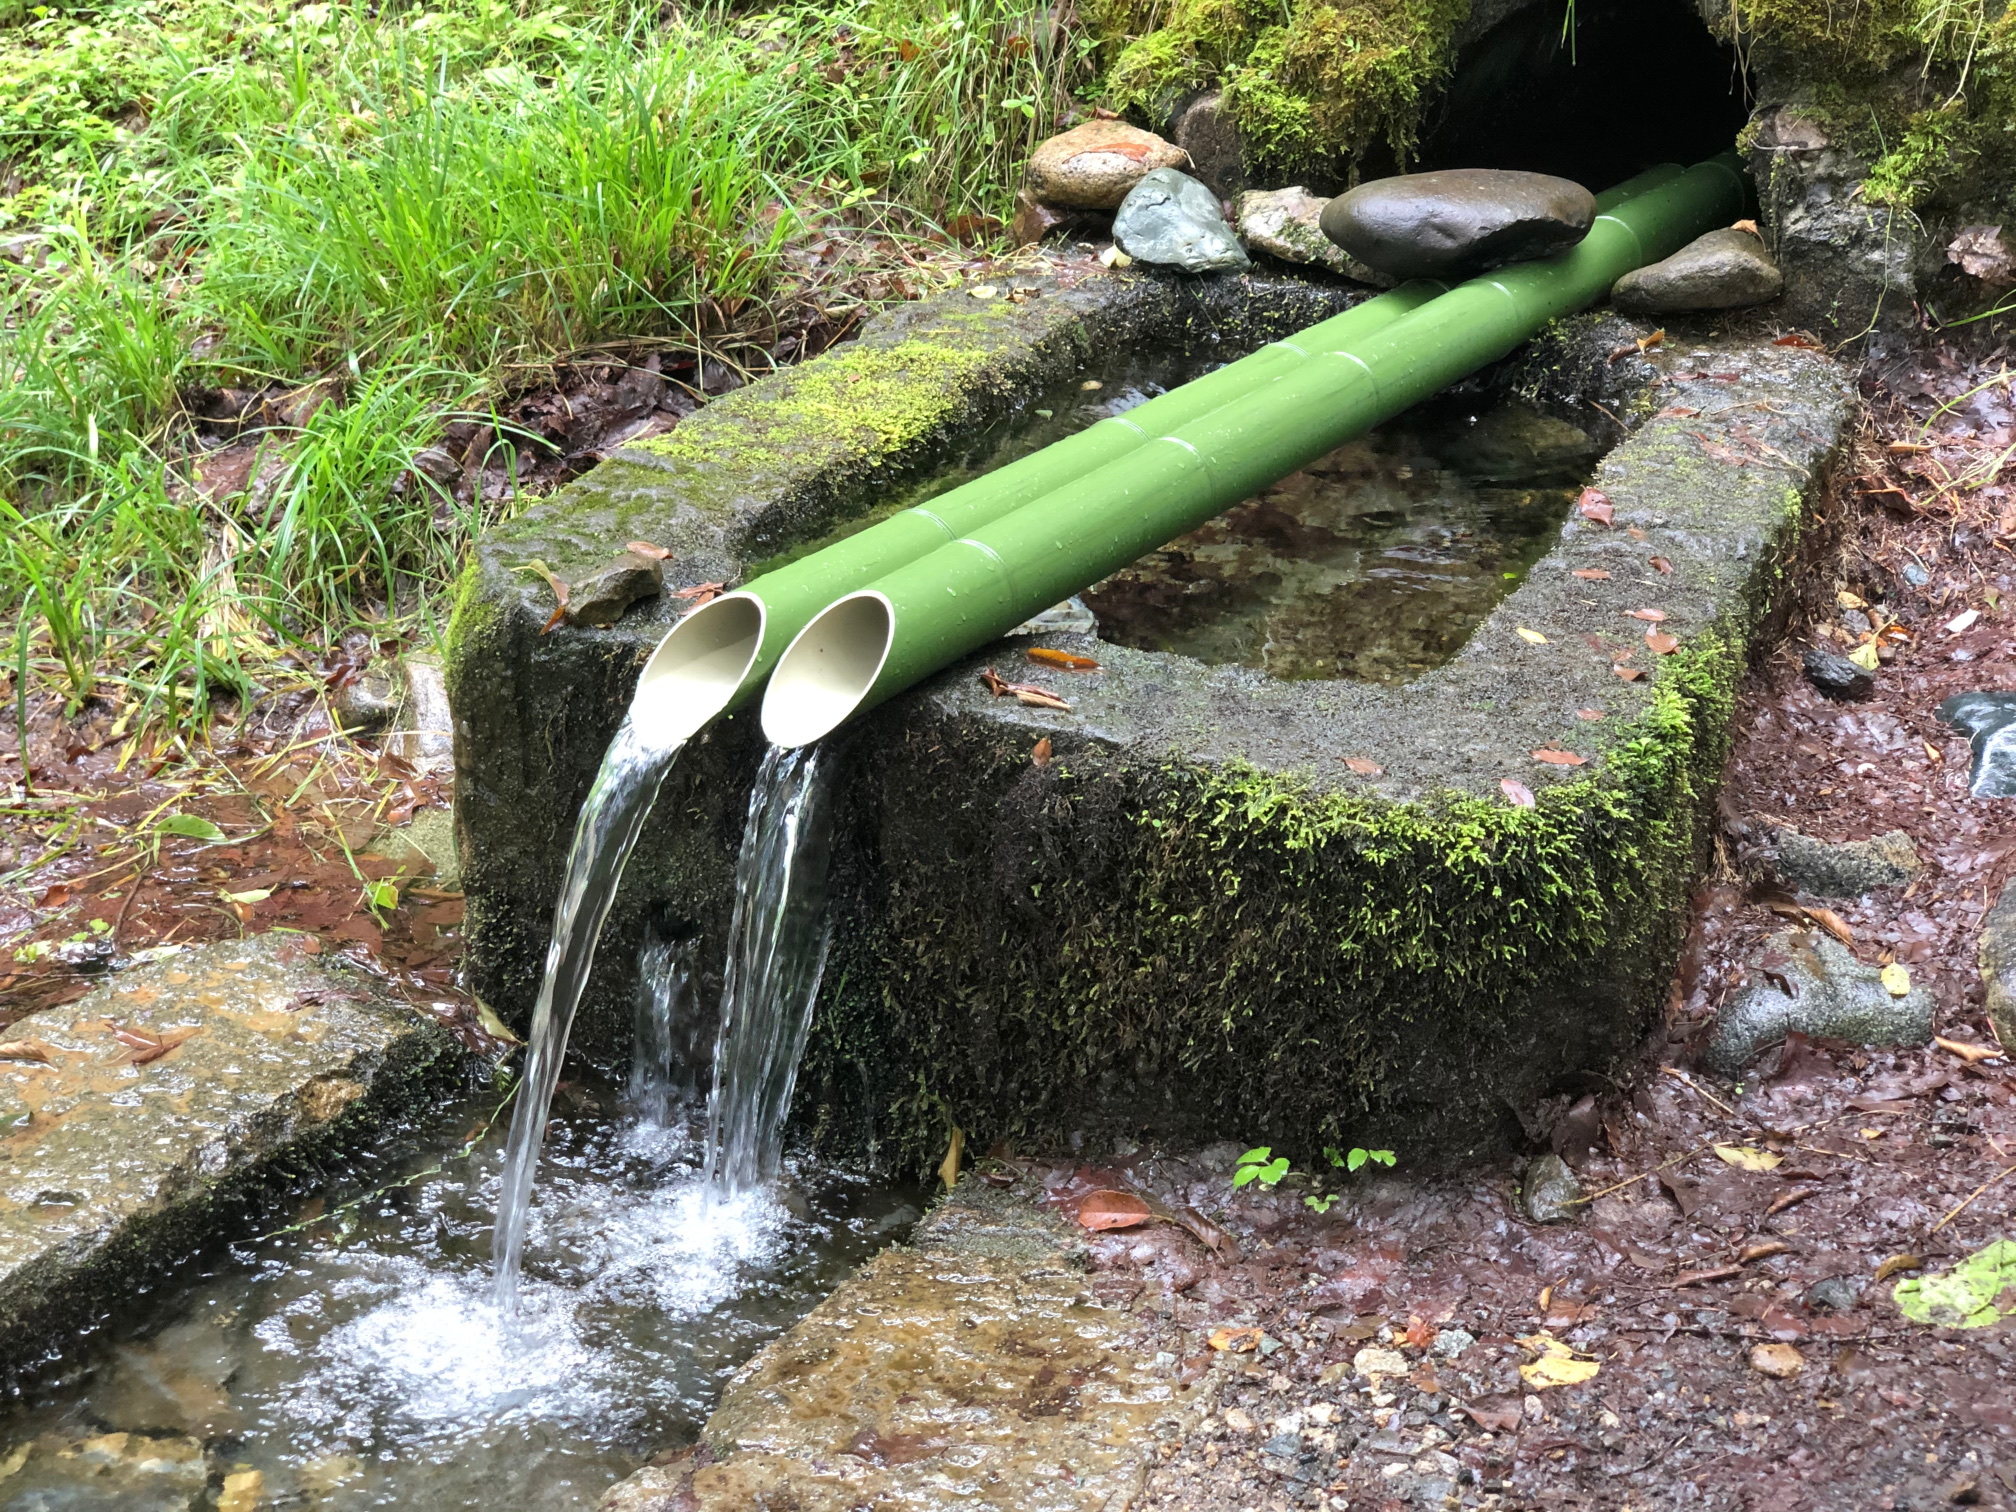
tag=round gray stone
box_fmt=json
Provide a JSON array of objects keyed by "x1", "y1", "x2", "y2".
[
  {"x1": 1113, "y1": 169, "x2": 1250, "y2": 274},
  {"x1": 1318, "y1": 169, "x2": 1596, "y2": 280},
  {"x1": 1612, "y1": 228, "x2": 1784, "y2": 314},
  {"x1": 1520, "y1": 1152, "x2": 1583, "y2": 1224}
]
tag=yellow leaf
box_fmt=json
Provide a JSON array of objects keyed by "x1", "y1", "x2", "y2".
[
  {"x1": 219, "y1": 887, "x2": 272, "y2": 905},
  {"x1": 1713, "y1": 1144, "x2": 1783, "y2": 1172},
  {"x1": 1517, "y1": 1333, "x2": 1601, "y2": 1389},
  {"x1": 1836, "y1": 590, "x2": 1869, "y2": 611},
  {"x1": 1516, "y1": 627, "x2": 1548, "y2": 645},
  {"x1": 938, "y1": 1125, "x2": 965, "y2": 1189},
  {"x1": 1880, "y1": 962, "x2": 1911, "y2": 997},
  {"x1": 1847, "y1": 641, "x2": 1880, "y2": 671},
  {"x1": 472, "y1": 997, "x2": 523, "y2": 1046}
]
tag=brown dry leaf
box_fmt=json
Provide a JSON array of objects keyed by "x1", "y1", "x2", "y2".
[
  {"x1": 1646, "y1": 631, "x2": 1679, "y2": 655},
  {"x1": 1026, "y1": 647, "x2": 1099, "y2": 672},
  {"x1": 1076, "y1": 1189, "x2": 1154, "y2": 1231},
  {"x1": 126, "y1": 1027, "x2": 200, "y2": 1066},
  {"x1": 1403, "y1": 1315, "x2": 1435, "y2": 1351},
  {"x1": 1613, "y1": 665, "x2": 1644, "y2": 682},
  {"x1": 1501, "y1": 778, "x2": 1536, "y2": 808},
  {"x1": 625, "y1": 541, "x2": 673, "y2": 560},
  {"x1": 1767, "y1": 1187, "x2": 1817, "y2": 1217},
  {"x1": 1575, "y1": 708, "x2": 1605, "y2": 721},
  {"x1": 1732, "y1": 218, "x2": 1761, "y2": 236},
  {"x1": 1649, "y1": 556, "x2": 1674, "y2": 574},
  {"x1": 1740, "y1": 1240, "x2": 1793, "y2": 1264},
  {"x1": 1532, "y1": 748, "x2": 1589, "y2": 767},
  {"x1": 1714, "y1": 1144, "x2": 1783, "y2": 1172},
  {"x1": 1577, "y1": 488, "x2": 1614, "y2": 527},
  {"x1": 1673, "y1": 1264, "x2": 1743, "y2": 1287},
  {"x1": 1571, "y1": 568, "x2": 1612, "y2": 581},
  {"x1": 1925, "y1": 742, "x2": 1945, "y2": 763},
  {"x1": 1626, "y1": 608, "x2": 1667, "y2": 623},
  {"x1": 1873, "y1": 1254, "x2": 1924, "y2": 1283},
  {"x1": 1805, "y1": 906, "x2": 1854, "y2": 945},
  {"x1": 1009, "y1": 683, "x2": 1071, "y2": 711},
  {"x1": 1773, "y1": 333, "x2": 1826, "y2": 350},
  {"x1": 1638, "y1": 329, "x2": 1666, "y2": 354},
  {"x1": 1345, "y1": 758, "x2": 1384, "y2": 777},
  {"x1": 1461, "y1": 1397, "x2": 1524, "y2": 1433},
  {"x1": 1749, "y1": 1342, "x2": 1805, "y2": 1379},
  {"x1": 0, "y1": 1041, "x2": 52, "y2": 1065},
  {"x1": 1209, "y1": 1326, "x2": 1264, "y2": 1353},
  {"x1": 1936, "y1": 1036, "x2": 2000, "y2": 1063},
  {"x1": 1517, "y1": 1334, "x2": 1600, "y2": 1389},
  {"x1": 673, "y1": 580, "x2": 726, "y2": 611},
  {"x1": 938, "y1": 1126, "x2": 964, "y2": 1190},
  {"x1": 980, "y1": 668, "x2": 1009, "y2": 697},
  {"x1": 1656, "y1": 406, "x2": 1701, "y2": 419},
  {"x1": 1031, "y1": 738, "x2": 1053, "y2": 768}
]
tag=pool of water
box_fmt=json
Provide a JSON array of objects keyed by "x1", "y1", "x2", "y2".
[
  {"x1": 0, "y1": 1079, "x2": 919, "y2": 1512},
  {"x1": 1083, "y1": 396, "x2": 1603, "y2": 683}
]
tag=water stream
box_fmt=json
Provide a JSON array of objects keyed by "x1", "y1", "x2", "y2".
[
  {"x1": 704, "y1": 743, "x2": 840, "y2": 1191},
  {"x1": 629, "y1": 930, "x2": 697, "y2": 1130},
  {"x1": 490, "y1": 715, "x2": 683, "y2": 1307}
]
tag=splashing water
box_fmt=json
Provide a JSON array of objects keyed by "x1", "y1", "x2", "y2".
[
  {"x1": 630, "y1": 930, "x2": 697, "y2": 1128},
  {"x1": 492, "y1": 716, "x2": 682, "y2": 1307},
  {"x1": 704, "y1": 743, "x2": 841, "y2": 1192}
]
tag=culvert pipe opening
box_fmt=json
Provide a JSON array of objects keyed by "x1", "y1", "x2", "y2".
[
  {"x1": 761, "y1": 592, "x2": 893, "y2": 749},
  {"x1": 630, "y1": 591, "x2": 766, "y2": 744}
]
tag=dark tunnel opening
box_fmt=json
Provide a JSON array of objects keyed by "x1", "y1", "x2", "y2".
[{"x1": 1416, "y1": 0, "x2": 1753, "y2": 192}]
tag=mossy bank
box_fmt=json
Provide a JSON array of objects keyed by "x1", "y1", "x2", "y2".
[{"x1": 446, "y1": 264, "x2": 1853, "y2": 1171}]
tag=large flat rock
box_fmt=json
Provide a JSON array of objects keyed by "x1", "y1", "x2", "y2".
[
  {"x1": 0, "y1": 936, "x2": 454, "y2": 1371},
  {"x1": 598, "y1": 1184, "x2": 1204, "y2": 1511}
]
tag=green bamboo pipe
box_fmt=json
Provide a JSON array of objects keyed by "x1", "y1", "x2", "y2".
[
  {"x1": 624, "y1": 281, "x2": 1444, "y2": 744},
  {"x1": 759, "y1": 154, "x2": 1748, "y2": 748}
]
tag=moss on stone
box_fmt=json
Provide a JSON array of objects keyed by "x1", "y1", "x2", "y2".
[{"x1": 1102, "y1": 0, "x2": 1468, "y2": 174}]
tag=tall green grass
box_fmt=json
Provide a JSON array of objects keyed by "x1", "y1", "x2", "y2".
[{"x1": 1, "y1": 0, "x2": 1091, "y2": 724}]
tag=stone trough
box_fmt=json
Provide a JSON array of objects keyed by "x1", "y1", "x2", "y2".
[{"x1": 446, "y1": 264, "x2": 1854, "y2": 1167}]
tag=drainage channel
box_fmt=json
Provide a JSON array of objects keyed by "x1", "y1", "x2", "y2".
[{"x1": 0, "y1": 1081, "x2": 921, "y2": 1511}]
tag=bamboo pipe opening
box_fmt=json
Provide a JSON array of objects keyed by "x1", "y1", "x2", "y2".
[
  {"x1": 630, "y1": 591, "x2": 766, "y2": 744},
  {"x1": 761, "y1": 592, "x2": 893, "y2": 749}
]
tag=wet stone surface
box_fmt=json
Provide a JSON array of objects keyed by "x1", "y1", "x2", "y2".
[
  {"x1": 1114, "y1": 169, "x2": 1250, "y2": 274},
  {"x1": 1938, "y1": 690, "x2": 2016, "y2": 797},
  {"x1": 612, "y1": 1182, "x2": 1205, "y2": 1511},
  {"x1": 1611, "y1": 228, "x2": 1784, "y2": 315},
  {"x1": 1707, "y1": 928, "x2": 1936, "y2": 1076},
  {"x1": 1978, "y1": 879, "x2": 2016, "y2": 1053},
  {"x1": 1319, "y1": 169, "x2": 1595, "y2": 280},
  {"x1": 1766, "y1": 826, "x2": 1922, "y2": 898},
  {"x1": 0, "y1": 934, "x2": 453, "y2": 1370}
]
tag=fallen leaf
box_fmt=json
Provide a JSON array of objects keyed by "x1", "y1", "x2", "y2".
[
  {"x1": 1805, "y1": 906, "x2": 1854, "y2": 945},
  {"x1": 1345, "y1": 758, "x2": 1384, "y2": 777},
  {"x1": 473, "y1": 997, "x2": 522, "y2": 1045},
  {"x1": 1577, "y1": 489, "x2": 1614, "y2": 527},
  {"x1": 1209, "y1": 1326, "x2": 1264, "y2": 1353},
  {"x1": 1010, "y1": 684, "x2": 1071, "y2": 711},
  {"x1": 1767, "y1": 1187, "x2": 1817, "y2": 1217},
  {"x1": 1740, "y1": 1240, "x2": 1793, "y2": 1264},
  {"x1": 1076, "y1": 1188, "x2": 1152, "y2": 1230},
  {"x1": 0, "y1": 1041, "x2": 52, "y2": 1064},
  {"x1": 1638, "y1": 329, "x2": 1666, "y2": 354},
  {"x1": 125, "y1": 1027, "x2": 199, "y2": 1066},
  {"x1": 939, "y1": 1126, "x2": 964, "y2": 1190},
  {"x1": 980, "y1": 668, "x2": 1008, "y2": 697},
  {"x1": 1571, "y1": 568, "x2": 1612, "y2": 581},
  {"x1": 1836, "y1": 590, "x2": 1869, "y2": 611},
  {"x1": 157, "y1": 814, "x2": 227, "y2": 844},
  {"x1": 1873, "y1": 1254, "x2": 1923, "y2": 1284},
  {"x1": 1673, "y1": 1264, "x2": 1744, "y2": 1287},
  {"x1": 219, "y1": 887, "x2": 272, "y2": 906},
  {"x1": 1773, "y1": 333, "x2": 1826, "y2": 351},
  {"x1": 1947, "y1": 608, "x2": 1982, "y2": 635},
  {"x1": 1516, "y1": 627, "x2": 1549, "y2": 645},
  {"x1": 1732, "y1": 218, "x2": 1761, "y2": 235},
  {"x1": 673, "y1": 581, "x2": 726, "y2": 610},
  {"x1": 1501, "y1": 778, "x2": 1536, "y2": 808},
  {"x1": 1880, "y1": 962, "x2": 1911, "y2": 997},
  {"x1": 1026, "y1": 647, "x2": 1099, "y2": 671},
  {"x1": 1626, "y1": 608, "x2": 1667, "y2": 623},
  {"x1": 1749, "y1": 1342, "x2": 1805, "y2": 1378},
  {"x1": 1646, "y1": 631, "x2": 1679, "y2": 655},
  {"x1": 1925, "y1": 742, "x2": 1945, "y2": 763},
  {"x1": 1935, "y1": 1036, "x2": 2000, "y2": 1063},
  {"x1": 1613, "y1": 665, "x2": 1644, "y2": 681},
  {"x1": 1461, "y1": 1397, "x2": 1524, "y2": 1433},
  {"x1": 625, "y1": 541, "x2": 673, "y2": 560},
  {"x1": 1403, "y1": 1315, "x2": 1435, "y2": 1350},
  {"x1": 1847, "y1": 641, "x2": 1880, "y2": 671},
  {"x1": 1532, "y1": 748, "x2": 1589, "y2": 767},
  {"x1": 1650, "y1": 556, "x2": 1674, "y2": 574},
  {"x1": 1714, "y1": 1144, "x2": 1783, "y2": 1172},
  {"x1": 1655, "y1": 406, "x2": 1701, "y2": 419},
  {"x1": 1893, "y1": 1240, "x2": 2016, "y2": 1328},
  {"x1": 1031, "y1": 738, "x2": 1052, "y2": 768},
  {"x1": 1575, "y1": 708, "x2": 1604, "y2": 720},
  {"x1": 1517, "y1": 1334, "x2": 1600, "y2": 1389}
]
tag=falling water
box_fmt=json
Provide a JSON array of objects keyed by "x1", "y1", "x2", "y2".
[
  {"x1": 491, "y1": 716, "x2": 682, "y2": 1307},
  {"x1": 629, "y1": 930, "x2": 696, "y2": 1127},
  {"x1": 703, "y1": 743, "x2": 841, "y2": 1191}
]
